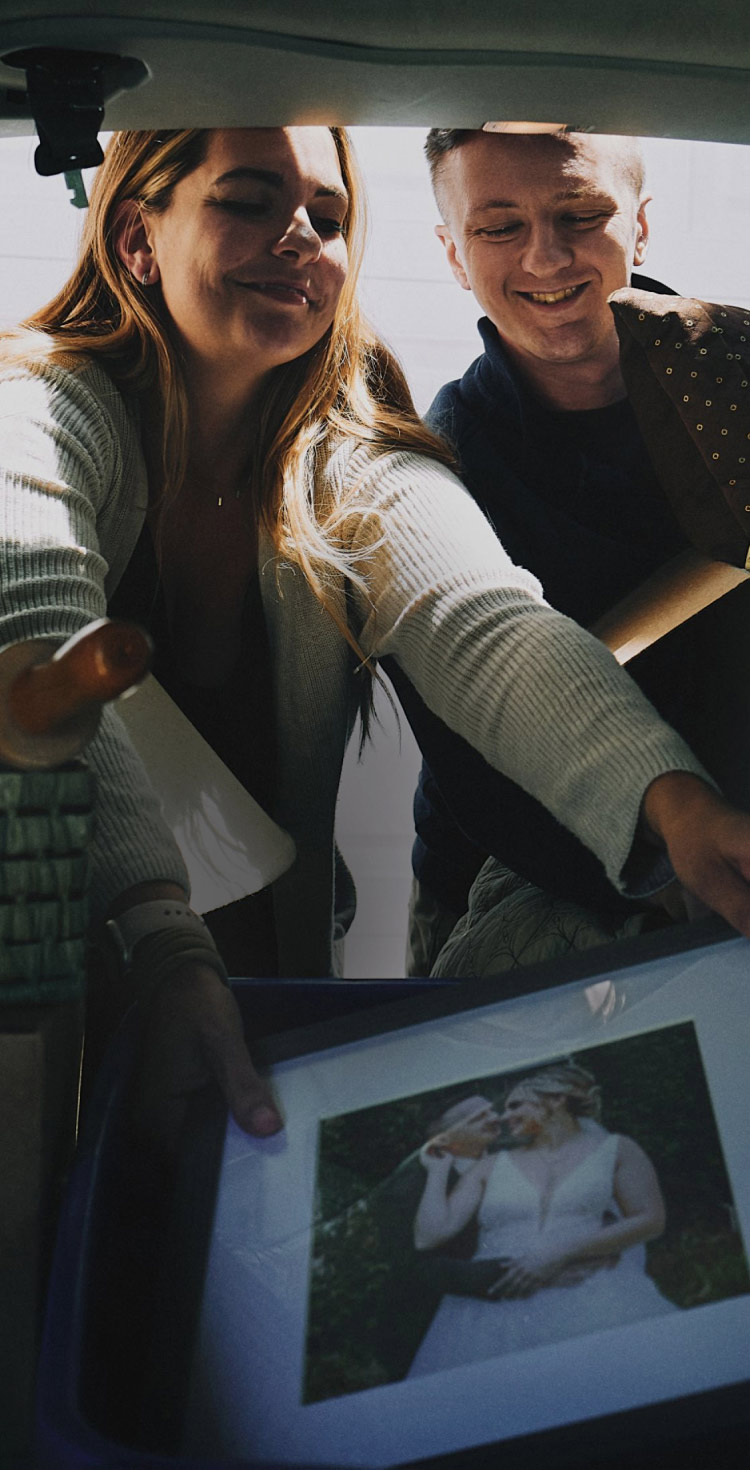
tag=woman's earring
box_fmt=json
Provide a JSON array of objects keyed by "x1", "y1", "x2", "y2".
[{"x1": 142, "y1": 270, "x2": 150, "y2": 286}]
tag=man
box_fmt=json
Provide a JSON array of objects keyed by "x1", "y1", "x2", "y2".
[
  {"x1": 379, "y1": 127, "x2": 726, "y2": 974},
  {"x1": 365, "y1": 1094, "x2": 505, "y2": 1377}
]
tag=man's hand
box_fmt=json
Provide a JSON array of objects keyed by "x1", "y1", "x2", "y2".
[
  {"x1": 487, "y1": 1247, "x2": 617, "y2": 1298},
  {"x1": 487, "y1": 1244, "x2": 568, "y2": 1298},
  {"x1": 131, "y1": 963, "x2": 283, "y2": 1152},
  {"x1": 642, "y1": 773, "x2": 750, "y2": 937}
]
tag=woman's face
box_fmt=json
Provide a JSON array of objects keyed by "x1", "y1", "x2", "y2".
[
  {"x1": 141, "y1": 127, "x2": 350, "y2": 379},
  {"x1": 501, "y1": 1087, "x2": 549, "y2": 1141}
]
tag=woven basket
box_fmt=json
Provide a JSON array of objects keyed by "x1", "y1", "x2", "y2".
[{"x1": 0, "y1": 763, "x2": 94, "y2": 1004}]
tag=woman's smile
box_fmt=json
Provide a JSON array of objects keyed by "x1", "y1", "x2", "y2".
[
  {"x1": 234, "y1": 277, "x2": 314, "y2": 306},
  {"x1": 501, "y1": 1090, "x2": 547, "y2": 1139}
]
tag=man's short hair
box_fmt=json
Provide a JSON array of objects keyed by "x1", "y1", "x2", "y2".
[
  {"x1": 426, "y1": 1092, "x2": 496, "y2": 1140},
  {"x1": 424, "y1": 128, "x2": 476, "y2": 199},
  {"x1": 424, "y1": 127, "x2": 645, "y2": 217}
]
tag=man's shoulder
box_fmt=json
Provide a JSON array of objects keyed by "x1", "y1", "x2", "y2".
[
  {"x1": 628, "y1": 272, "x2": 676, "y2": 299},
  {"x1": 424, "y1": 376, "x2": 463, "y2": 441},
  {"x1": 425, "y1": 321, "x2": 521, "y2": 440},
  {"x1": 426, "y1": 279, "x2": 673, "y2": 431},
  {"x1": 425, "y1": 355, "x2": 523, "y2": 499}
]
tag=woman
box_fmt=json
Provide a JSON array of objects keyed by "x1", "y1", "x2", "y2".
[
  {"x1": 0, "y1": 127, "x2": 747, "y2": 1136},
  {"x1": 408, "y1": 1061, "x2": 676, "y2": 1375}
]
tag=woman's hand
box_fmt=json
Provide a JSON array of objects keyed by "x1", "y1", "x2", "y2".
[
  {"x1": 91, "y1": 882, "x2": 283, "y2": 1152},
  {"x1": 642, "y1": 773, "x2": 750, "y2": 936},
  {"x1": 414, "y1": 1148, "x2": 490, "y2": 1250},
  {"x1": 130, "y1": 962, "x2": 283, "y2": 1152},
  {"x1": 419, "y1": 1138, "x2": 455, "y2": 1170}
]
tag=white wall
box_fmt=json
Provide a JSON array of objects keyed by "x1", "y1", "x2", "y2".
[
  {"x1": 2, "y1": 129, "x2": 749, "y2": 975},
  {"x1": 0, "y1": 136, "x2": 94, "y2": 326}
]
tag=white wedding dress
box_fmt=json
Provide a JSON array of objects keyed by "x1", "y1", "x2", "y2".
[{"x1": 408, "y1": 1131, "x2": 677, "y2": 1377}]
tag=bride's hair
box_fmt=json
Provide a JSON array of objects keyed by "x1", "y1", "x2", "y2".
[{"x1": 511, "y1": 1060, "x2": 602, "y2": 1120}]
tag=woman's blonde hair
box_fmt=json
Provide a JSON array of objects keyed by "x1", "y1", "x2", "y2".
[
  {"x1": 509, "y1": 1061, "x2": 602, "y2": 1120},
  {"x1": 4, "y1": 127, "x2": 454, "y2": 702}
]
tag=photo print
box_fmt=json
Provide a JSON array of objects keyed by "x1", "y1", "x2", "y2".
[{"x1": 303, "y1": 1020, "x2": 750, "y2": 1404}]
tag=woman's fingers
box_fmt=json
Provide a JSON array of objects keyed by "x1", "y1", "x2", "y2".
[
  {"x1": 130, "y1": 964, "x2": 283, "y2": 1152},
  {"x1": 197, "y1": 983, "x2": 283, "y2": 1136},
  {"x1": 419, "y1": 1140, "x2": 451, "y2": 1169},
  {"x1": 642, "y1": 774, "x2": 750, "y2": 937}
]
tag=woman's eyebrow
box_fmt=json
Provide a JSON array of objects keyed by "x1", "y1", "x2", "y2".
[
  {"x1": 214, "y1": 166, "x2": 283, "y2": 187},
  {"x1": 213, "y1": 165, "x2": 348, "y2": 204}
]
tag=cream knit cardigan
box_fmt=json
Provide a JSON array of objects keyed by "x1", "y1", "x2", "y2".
[{"x1": 0, "y1": 358, "x2": 705, "y2": 975}]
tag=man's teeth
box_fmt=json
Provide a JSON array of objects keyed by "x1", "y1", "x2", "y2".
[{"x1": 527, "y1": 286, "x2": 580, "y2": 304}]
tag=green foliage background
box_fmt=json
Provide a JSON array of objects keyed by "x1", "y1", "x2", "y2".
[{"x1": 303, "y1": 1020, "x2": 750, "y2": 1403}]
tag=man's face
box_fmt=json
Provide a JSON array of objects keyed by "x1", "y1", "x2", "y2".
[
  {"x1": 434, "y1": 132, "x2": 649, "y2": 377},
  {"x1": 431, "y1": 1095, "x2": 502, "y2": 1157}
]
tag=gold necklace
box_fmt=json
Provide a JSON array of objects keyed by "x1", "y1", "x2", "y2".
[{"x1": 216, "y1": 488, "x2": 243, "y2": 508}]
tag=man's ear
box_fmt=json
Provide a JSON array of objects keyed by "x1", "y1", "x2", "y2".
[
  {"x1": 435, "y1": 223, "x2": 472, "y2": 292},
  {"x1": 112, "y1": 199, "x2": 161, "y2": 286},
  {"x1": 633, "y1": 195, "x2": 651, "y2": 268}
]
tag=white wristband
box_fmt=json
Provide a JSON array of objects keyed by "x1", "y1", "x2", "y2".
[{"x1": 104, "y1": 900, "x2": 212, "y2": 971}]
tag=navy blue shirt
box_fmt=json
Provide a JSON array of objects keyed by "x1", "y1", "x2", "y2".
[{"x1": 381, "y1": 279, "x2": 689, "y2": 916}]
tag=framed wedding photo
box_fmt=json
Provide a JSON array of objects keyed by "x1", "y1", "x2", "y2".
[{"x1": 176, "y1": 923, "x2": 750, "y2": 1468}]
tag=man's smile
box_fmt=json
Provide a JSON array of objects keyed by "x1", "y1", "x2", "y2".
[{"x1": 516, "y1": 283, "x2": 589, "y2": 306}]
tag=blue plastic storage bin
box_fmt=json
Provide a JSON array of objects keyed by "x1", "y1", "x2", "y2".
[{"x1": 35, "y1": 979, "x2": 444, "y2": 1469}]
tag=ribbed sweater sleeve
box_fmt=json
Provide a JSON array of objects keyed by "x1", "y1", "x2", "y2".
[
  {"x1": 335, "y1": 445, "x2": 710, "y2": 895},
  {"x1": 0, "y1": 360, "x2": 189, "y2": 919}
]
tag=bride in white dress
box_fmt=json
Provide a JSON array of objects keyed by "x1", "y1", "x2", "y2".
[{"x1": 408, "y1": 1061, "x2": 677, "y2": 1376}]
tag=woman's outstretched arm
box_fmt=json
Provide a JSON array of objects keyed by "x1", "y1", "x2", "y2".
[{"x1": 341, "y1": 445, "x2": 750, "y2": 935}]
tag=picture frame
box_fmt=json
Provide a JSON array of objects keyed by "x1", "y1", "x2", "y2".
[{"x1": 165, "y1": 920, "x2": 750, "y2": 1467}]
